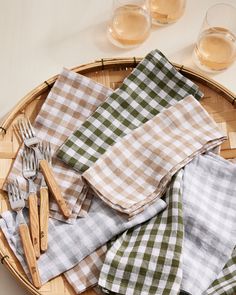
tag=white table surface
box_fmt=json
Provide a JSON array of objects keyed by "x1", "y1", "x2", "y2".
[{"x1": 0, "y1": 0, "x2": 236, "y2": 294}]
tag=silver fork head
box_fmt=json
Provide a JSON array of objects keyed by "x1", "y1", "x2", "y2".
[
  {"x1": 22, "y1": 148, "x2": 37, "y2": 180},
  {"x1": 16, "y1": 118, "x2": 39, "y2": 147},
  {"x1": 39, "y1": 141, "x2": 52, "y2": 164},
  {"x1": 7, "y1": 180, "x2": 25, "y2": 211}
]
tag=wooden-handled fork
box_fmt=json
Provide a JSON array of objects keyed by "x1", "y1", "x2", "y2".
[
  {"x1": 17, "y1": 118, "x2": 70, "y2": 219},
  {"x1": 38, "y1": 142, "x2": 50, "y2": 252},
  {"x1": 22, "y1": 148, "x2": 40, "y2": 258},
  {"x1": 7, "y1": 181, "x2": 41, "y2": 289}
]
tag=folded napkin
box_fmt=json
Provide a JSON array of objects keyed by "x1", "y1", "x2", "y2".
[
  {"x1": 181, "y1": 153, "x2": 236, "y2": 294},
  {"x1": 0, "y1": 195, "x2": 166, "y2": 284},
  {"x1": 82, "y1": 95, "x2": 226, "y2": 217},
  {"x1": 57, "y1": 49, "x2": 203, "y2": 173},
  {"x1": 98, "y1": 153, "x2": 236, "y2": 295},
  {"x1": 5, "y1": 68, "x2": 112, "y2": 223},
  {"x1": 99, "y1": 169, "x2": 184, "y2": 295}
]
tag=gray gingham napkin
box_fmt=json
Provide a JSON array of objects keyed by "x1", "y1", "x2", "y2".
[
  {"x1": 98, "y1": 153, "x2": 236, "y2": 295},
  {"x1": 57, "y1": 49, "x2": 203, "y2": 173},
  {"x1": 83, "y1": 95, "x2": 226, "y2": 217},
  {"x1": 0, "y1": 195, "x2": 166, "y2": 284},
  {"x1": 181, "y1": 153, "x2": 236, "y2": 294},
  {"x1": 5, "y1": 68, "x2": 112, "y2": 223}
]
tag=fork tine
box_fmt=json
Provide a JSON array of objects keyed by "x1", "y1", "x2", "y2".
[
  {"x1": 11, "y1": 182, "x2": 19, "y2": 200},
  {"x1": 19, "y1": 119, "x2": 31, "y2": 139},
  {"x1": 22, "y1": 119, "x2": 32, "y2": 139},
  {"x1": 22, "y1": 150, "x2": 26, "y2": 169},
  {"x1": 17, "y1": 119, "x2": 27, "y2": 140},
  {"x1": 7, "y1": 183, "x2": 13, "y2": 201},
  {"x1": 26, "y1": 118, "x2": 36, "y2": 137},
  {"x1": 47, "y1": 142, "x2": 52, "y2": 164},
  {"x1": 15, "y1": 179, "x2": 23, "y2": 200},
  {"x1": 41, "y1": 141, "x2": 52, "y2": 164},
  {"x1": 31, "y1": 151, "x2": 36, "y2": 171}
]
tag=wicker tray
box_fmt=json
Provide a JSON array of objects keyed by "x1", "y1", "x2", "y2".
[{"x1": 0, "y1": 58, "x2": 236, "y2": 295}]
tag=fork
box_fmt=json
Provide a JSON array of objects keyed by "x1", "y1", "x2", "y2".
[
  {"x1": 17, "y1": 118, "x2": 70, "y2": 218},
  {"x1": 38, "y1": 141, "x2": 50, "y2": 252},
  {"x1": 22, "y1": 148, "x2": 40, "y2": 258},
  {"x1": 7, "y1": 181, "x2": 42, "y2": 288}
]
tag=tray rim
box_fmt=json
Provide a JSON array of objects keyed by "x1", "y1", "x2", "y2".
[
  {"x1": 1, "y1": 58, "x2": 235, "y2": 134},
  {"x1": 0, "y1": 57, "x2": 236, "y2": 295}
]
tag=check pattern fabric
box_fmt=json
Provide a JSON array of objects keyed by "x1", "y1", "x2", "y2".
[
  {"x1": 64, "y1": 244, "x2": 108, "y2": 293},
  {"x1": 83, "y1": 95, "x2": 226, "y2": 217},
  {"x1": 181, "y1": 153, "x2": 236, "y2": 295},
  {"x1": 98, "y1": 170, "x2": 184, "y2": 295},
  {"x1": 57, "y1": 49, "x2": 203, "y2": 173},
  {"x1": 0, "y1": 195, "x2": 166, "y2": 284},
  {"x1": 205, "y1": 247, "x2": 236, "y2": 295},
  {"x1": 5, "y1": 68, "x2": 112, "y2": 222}
]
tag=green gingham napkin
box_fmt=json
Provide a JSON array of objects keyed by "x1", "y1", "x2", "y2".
[
  {"x1": 98, "y1": 169, "x2": 184, "y2": 295},
  {"x1": 206, "y1": 247, "x2": 236, "y2": 295},
  {"x1": 57, "y1": 49, "x2": 203, "y2": 173},
  {"x1": 99, "y1": 154, "x2": 236, "y2": 295}
]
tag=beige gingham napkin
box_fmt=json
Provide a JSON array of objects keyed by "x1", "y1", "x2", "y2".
[
  {"x1": 5, "y1": 68, "x2": 112, "y2": 223},
  {"x1": 83, "y1": 95, "x2": 226, "y2": 217},
  {"x1": 64, "y1": 245, "x2": 108, "y2": 293}
]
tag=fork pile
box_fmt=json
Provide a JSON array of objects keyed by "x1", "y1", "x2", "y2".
[{"x1": 6, "y1": 117, "x2": 69, "y2": 288}]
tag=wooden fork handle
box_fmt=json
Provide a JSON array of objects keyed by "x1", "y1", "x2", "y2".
[
  {"x1": 39, "y1": 159, "x2": 70, "y2": 218},
  {"x1": 40, "y1": 187, "x2": 49, "y2": 252},
  {"x1": 19, "y1": 223, "x2": 42, "y2": 289},
  {"x1": 28, "y1": 193, "x2": 40, "y2": 258}
]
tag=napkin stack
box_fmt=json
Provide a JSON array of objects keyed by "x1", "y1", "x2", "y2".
[
  {"x1": 1, "y1": 49, "x2": 236, "y2": 295},
  {"x1": 57, "y1": 49, "x2": 202, "y2": 173}
]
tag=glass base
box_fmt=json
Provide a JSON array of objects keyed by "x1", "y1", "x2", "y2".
[
  {"x1": 107, "y1": 29, "x2": 144, "y2": 49},
  {"x1": 192, "y1": 50, "x2": 233, "y2": 74}
]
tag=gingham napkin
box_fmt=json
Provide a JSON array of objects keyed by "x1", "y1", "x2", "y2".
[
  {"x1": 206, "y1": 247, "x2": 236, "y2": 295},
  {"x1": 0, "y1": 194, "x2": 166, "y2": 284},
  {"x1": 98, "y1": 154, "x2": 236, "y2": 295},
  {"x1": 5, "y1": 68, "x2": 112, "y2": 223},
  {"x1": 82, "y1": 95, "x2": 226, "y2": 217},
  {"x1": 181, "y1": 153, "x2": 236, "y2": 294},
  {"x1": 57, "y1": 49, "x2": 203, "y2": 173},
  {"x1": 64, "y1": 244, "x2": 108, "y2": 293},
  {"x1": 99, "y1": 169, "x2": 184, "y2": 295}
]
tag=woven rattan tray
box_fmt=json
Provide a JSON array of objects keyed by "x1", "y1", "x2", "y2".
[{"x1": 0, "y1": 58, "x2": 236, "y2": 295}]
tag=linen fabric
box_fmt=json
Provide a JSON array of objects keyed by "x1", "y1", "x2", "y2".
[
  {"x1": 98, "y1": 154, "x2": 236, "y2": 295},
  {"x1": 99, "y1": 169, "x2": 184, "y2": 295},
  {"x1": 57, "y1": 49, "x2": 203, "y2": 173},
  {"x1": 181, "y1": 153, "x2": 236, "y2": 294},
  {"x1": 83, "y1": 95, "x2": 226, "y2": 217},
  {"x1": 64, "y1": 245, "x2": 108, "y2": 293},
  {"x1": 205, "y1": 247, "x2": 236, "y2": 295},
  {"x1": 0, "y1": 196, "x2": 166, "y2": 284},
  {"x1": 5, "y1": 68, "x2": 112, "y2": 222}
]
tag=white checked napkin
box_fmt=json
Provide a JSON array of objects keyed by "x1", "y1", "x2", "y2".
[
  {"x1": 0, "y1": 196, "x2": 166, "y2": 284},
  {"x1": 181, "y1": 152, "x2": 236, "y2": 294}
]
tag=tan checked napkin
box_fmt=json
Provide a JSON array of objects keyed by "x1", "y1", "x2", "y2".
[
  {"x1": 5, "y1": 68, "x2": 112, "y2": 223},
  {"x1": 64, "y1": 244, "x2": 108, "y2": 293},
  {"x1": 82, "y1": 95, "x2": 226, "y2": 218}
]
